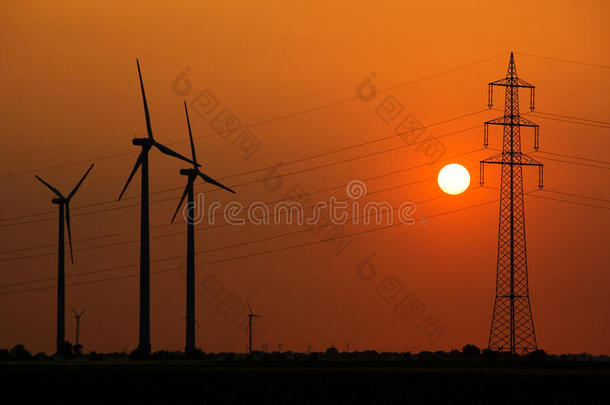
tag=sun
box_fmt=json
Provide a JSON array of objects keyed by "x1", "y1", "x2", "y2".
[{"x1": 438, "y1": 164, "x2": 470, "y2": 195}]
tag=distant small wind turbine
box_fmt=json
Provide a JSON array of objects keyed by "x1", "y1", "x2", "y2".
[
  {"x1": 247, "y1": 301, "x2": 262, "y2": 355},
  {"x1": 118, "y1": 60, "x2": 198, "y2": 355},
  {"x1": 171, "y1": 101, "x2": 235, "y2": 355},
  {"x1": 35, "y1": 164, "x2": 94, "y2": 354},
  {"x1": 71, "y1": 307, "x2": 87, "y2": 347}
]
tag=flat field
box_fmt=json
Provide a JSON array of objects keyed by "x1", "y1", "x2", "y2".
[{"x1": 1, "y1": 361, "x2": 608, "y2": 404}]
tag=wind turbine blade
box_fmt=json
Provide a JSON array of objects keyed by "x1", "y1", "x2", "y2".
[
  {"x1": 153, "y1": 141, "x2": 198, "y2": 166},
  {"x1": 81, "y1": 306, "x2": 87, "y2": 316},
  {"x1": 71, "y1": 308, "x2": 78, "y2": 316},
  {"x1": 65, "y1": 203, "x2": 74, "y2": 264},
  {"x1": 136, "y1": 59, "x2": 154, "y2": 139},
  {"x1": 247, "y1": 300, "x2": 253, "y2": 315},
  {"x1": 68, "y1": 163, "x2": 94, "y2": 200},
  {"x1": 184, "y1": 101, "x2": 198, "y2": 168},
  {"x1": 118, "y1": 152, "x2": 144, "y2": 200},
  {"x1": 34, "y1": 175, "x2": 64, "y2": 199},
  {"x1": 170, "y1": 184, "x2": 189, "y2": 223},
  {"x1": 197, "y1": 171, "x2": 235, "y2": 194}
]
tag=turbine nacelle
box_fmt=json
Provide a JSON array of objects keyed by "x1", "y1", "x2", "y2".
[
  {"x1": 169, "y1": 102, "x2": 236, "y2": 223},
  {"x1": 118, "y1": 62, "x2": 201, "y2": 202},
  {"x1": 132, "y1": 138, "x2": 154, "y2": 146},
  {"x1": 34, "y1": 163, "x2": 94, "y2": 265},
  {"x1": 179, "y1": 168, "x2": 197, "y2": 176}
]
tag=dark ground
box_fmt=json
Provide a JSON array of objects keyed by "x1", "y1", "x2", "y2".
[{"x1": 1, "y1": 360, "x2": 608, "y2": 404}]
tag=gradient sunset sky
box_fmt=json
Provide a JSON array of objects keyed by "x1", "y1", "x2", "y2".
[{"x1": 0, "y1": 0, "x2": 609, "y2": 355}]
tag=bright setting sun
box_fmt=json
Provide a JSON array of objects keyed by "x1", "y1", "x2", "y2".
[{"x1": 438, "y1": 164, "x2": 470, "y2": 195}]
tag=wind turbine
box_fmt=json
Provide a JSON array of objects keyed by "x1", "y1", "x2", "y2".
[
  {"x1": 118, "y1": 60, "x2": 198, "y2": 355},
  {"x1": 247, "y1": 301, "x2": 263, "y2": 355},
  {"x1": 71, "y1": 307, "x2": 87, "y2": 347},
  {"x1": 170, "y1": 101, "x2": 235, "y2": 355},
  {"x1": 34, "y1": 163, "x2": 94, "y2": 354}
]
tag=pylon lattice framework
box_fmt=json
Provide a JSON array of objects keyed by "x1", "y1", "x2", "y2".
[{"x1": 480, "y1": 52, "x2": 544, "y2": 354}]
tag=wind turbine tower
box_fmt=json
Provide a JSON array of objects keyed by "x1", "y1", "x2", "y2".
[
  {"x1": 247, "y1": 301, "x2": 262, "y2": 355},
  {"x1": 71, "y1": 307, "x2": 87, "y2": 347},
  {"x1": 171, "y1": 101, "x2": 235, "y2": 356},
  {"x1": 34, "y1": 164, "x2": 94, "y2": 353},
  {"x1": 118, "y1": 60, "x2": 197, "y2": 355}
]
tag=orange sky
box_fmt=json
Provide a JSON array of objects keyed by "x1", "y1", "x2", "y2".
[{"x1": 1, "y1": 0, "x2": 609, "y2": 355}]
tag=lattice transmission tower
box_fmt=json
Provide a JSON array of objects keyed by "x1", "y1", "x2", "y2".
[{"x1": 480, "y1": 52, "x2": 543, "y2": 355}]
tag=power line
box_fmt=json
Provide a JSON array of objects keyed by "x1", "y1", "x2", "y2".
[
  {"x1": 0, "y1": 108, "x2": 488, "y2": 224},
  {"x1": 2, "y1": 104, "x2": 604, "y2": 226},
  {"x1": 516, "y1": 52, "x2": 610, "y2": 70},
  {"x1": 3, "y1": 148, "x2": 607, "y2": 262},
  {"x1": 481, "y1": 186, "x2": 610, "y2": 211},
  {"x1": 3, "y1": 186, "x2": 609, "y2": 295},
  {"x1": 1, "y1": 148, "x2": 483, "y2": 255},
  {"x1": 0, "y1": 192, "x2": 455, "y2": 289},
  {"x1": 535, "y1": 155, "x2": 610, "y2": 171},
  {"x1": 0, "y1": 122, "x2": 485, "y2": 229},
  {"x1": 488, "y1": 148, "x2": 610, "y2": 171},
  {"x1": 534, "y1": 111, "x2": 610, "y2": 126},
  {"x1": 526, "y1": 193, "x2": 610, "y2": 211},
  {"x1": 534, "y1": 150, "x2": 610, "y2": 166},
  {"x1": 0, "y1": 193, "x2": 501, "y2": 295},
  {"x1": 490, "y1": 108, "x2": 610, "y2": 130},
  {"x1": 7, "y1": 139, "x2": 607, "y2": 255},
  {"x1": 0, "y1": 150, "x2": 486, "y2": 261},
  {"x1": 0, "y1": 53, "x2": 507, "y2": 180},
  {"x1": 529, "y1": 113, "x2": 610, "y2": 130},
  {"x1": 541, "y1": 189, "x2": 610, "y2": 204},
  {"x1": 2, "y1": 141, "x2": 606, "y2": 262}
]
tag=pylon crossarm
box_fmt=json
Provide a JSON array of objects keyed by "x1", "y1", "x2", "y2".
[
  {"x1": 516, "y1": 77, "x2": 534, "y2": 88},
  {"x1": 515, "y1": 116, "x2": 538, "y2": 128},
  {"x1": 485, "y1": 116, "x2": 538, "y2": 128},
  {"x1": 483, "y1": 161, "x2": 542, "y2": 167},
  {"x1": 489, "y1": 78, "x2": 534, "y2": 89},
  {"x1": 480, "y1": 153, "x2": 504, "y2": 165},
  {"x1": 520, "y1": 154, "x2": 543, "y2": 167}
]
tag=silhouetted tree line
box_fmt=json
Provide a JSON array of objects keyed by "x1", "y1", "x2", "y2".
[{"x1": 1, "y1": 343, "x2": 608, "y2": 364}]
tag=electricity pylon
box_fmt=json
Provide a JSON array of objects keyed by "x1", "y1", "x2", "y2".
[{"x1": 480, "y1": 52, "x2": 543, "y2": 355}]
